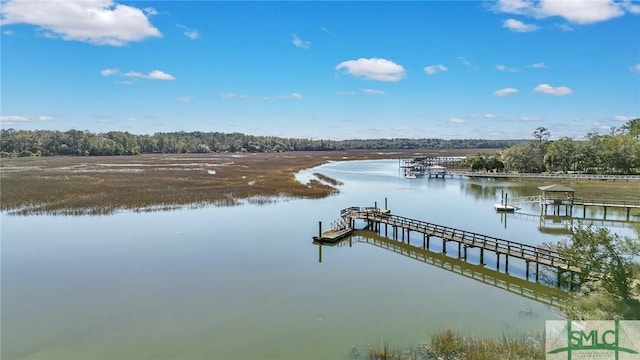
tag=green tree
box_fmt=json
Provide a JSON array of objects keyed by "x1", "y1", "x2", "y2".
[
  {"x1": 550, "y1": 225, "x2": 640, "y2": 319},
  {"x1": 545, "y1": 137, "x2": 576, "y2": 172},
  {"x1": 533, "y1": 126, "x2": 550, "y2": 145},
  {"x1": 622, "y1": 118, "x2": 640, "y2": 139}
]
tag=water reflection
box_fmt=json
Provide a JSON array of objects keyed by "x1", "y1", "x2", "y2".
[
  {"x1": 498, "y1": 206, "x2": 639, "y2": 235},
  {"x1": 460, "y1": 179, "x2": 539, "y2": 201},
  {"x1": 316, "y1": 230, "x2": 569, "y2": 308}
]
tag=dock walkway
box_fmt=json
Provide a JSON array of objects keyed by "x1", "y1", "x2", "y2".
[{"x1": 314, "y1": 206, "x2": 581, "y2": 284}]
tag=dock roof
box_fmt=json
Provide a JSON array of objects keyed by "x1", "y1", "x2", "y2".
[{"x1": 538, "y1": 184, "x2": 575, "y2": 192}]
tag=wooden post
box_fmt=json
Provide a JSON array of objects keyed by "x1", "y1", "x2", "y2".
[
  {"x1": 505, "y1": 253, "x2": 509, "y2": 273},
  {"x1": 525, "y1": 261, "x2": 530, "y2": 280},
  {"x1": 557, "y1": 271, "x2": 562, "y2": 288},
  {"x1": 480, "y1": 248, "x2": 484, "y2": 265},
  {"x1": 570, "y1": 272, "x2": 575, "y2": 291},
  {"x1": 318, "y1": 221, "x2": 322, "y2": 239},
  {"x1": 496, "y1": 253, "x2": 500, "y2": 271},
  {"x1": 442, "y1": 239, "x2": 446, "y2": 254},
  {"x1": 458, "y1": 242, "x2": 462, "y2": 258},
  {"x1": 385, "y1": 197, "x2": 388, "y2": 210},
  {"x1": 536, "y1": 262, "x2": 539, "y2": 282}
]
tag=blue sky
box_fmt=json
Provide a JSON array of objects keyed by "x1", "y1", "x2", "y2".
[{"x1": 1, "y1": 0, "x2": 639, "y2": 140}]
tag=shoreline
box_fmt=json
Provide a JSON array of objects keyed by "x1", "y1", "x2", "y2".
[
  {"x1": 1, "y1": 149, "x2": 638, "y2": 215},
  {"x1": 0, "y1": 150, "x2": 477, "y2": 215}
]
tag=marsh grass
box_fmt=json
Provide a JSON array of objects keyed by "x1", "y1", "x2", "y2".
[
  {"x1": 366, "y1": 330, "x2": 544, "y2": 360},
  {"x1": 313, "y1": 172, "x2": 344, "y2": 186},
  {"x1": 3, "y1": 149, "x2": 636, "y2": 215},
  {"x1": 517, "y1": 178, "x2": 640, "y2": 202},
  {"x1": 1, "y1": 150, "x2": 477, "y2": 215}
]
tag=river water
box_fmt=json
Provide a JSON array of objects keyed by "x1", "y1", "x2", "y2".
[{"x1": 1, "y1": 159, "x2": 637, "y2": 359}]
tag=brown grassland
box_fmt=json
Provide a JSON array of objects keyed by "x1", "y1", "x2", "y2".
[
  {"x1": 1, "y1": 149, "x2": 638, "y2": 215},
  {"x1": 0, "y1": 150, "x2": 475, "y2": 215}
]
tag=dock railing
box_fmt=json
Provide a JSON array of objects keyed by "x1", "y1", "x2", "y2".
[{"x1": 342, "y1": 208, "x2": 576, "y2": 273}]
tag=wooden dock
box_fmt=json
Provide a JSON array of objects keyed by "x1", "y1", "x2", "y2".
[
  {"x1": 507, "y1": 195, "x2": 640, "y2": 220},
  {"x1": 315, "y1": 206, "x2": 582, "y2": 285}
]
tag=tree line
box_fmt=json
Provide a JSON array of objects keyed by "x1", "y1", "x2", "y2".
[
  {"x1": 466, "y1": 119, "x2": 640, "y2": 175},
  {"x1": 0, "y1": 129, "x2": 522, "y2": 157}
]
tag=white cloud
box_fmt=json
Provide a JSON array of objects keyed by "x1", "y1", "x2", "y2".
[
  {"x1": 556, "y1": 23, "x2": 575, "y2": 32},
  {"x1": 537, "y1": 0, "x2": 625, "y2": 24},
  {"x1": 143, "y1": 7, "x2": 158, "y2": 16},
  {"x1": 124, "y1": 70, "x2": 175, "y2": 80},
  {"x1": 262, "y1": 93, "x2": 303, "y2": 101},
  {"x1": 292, "y1": 34, "x2": 310, "y2": 49},
  {"x1": 449, "y1": 118, "x2": 466, "y2": 124},
  {"x1": 471, "y1": 113, "x2": 499, "y2": 119},
  {"x1": 0, "y1": 0, "x2": 161, "y2": 46},
  {"x1": 424, "y1": 64, "x2": 448, "y2": 75},
  {"x1": 612, "y1": 115, "x2": 635, "y2": 121},
  {"x1": 221, "y1": 93, "x2": 251, "y2": 101},
  {"x1": 456, "y1": 56, "x2": 471, "y2": 66},
  {"x1": 101, "y1": 68, "x2": 120, "y2": 76},
  {"x1": 0, "y1": 115, "x2": 29, "y2": 125},
  {"x1": 520, "y1": 116, "x2": 541, "y2": 121},
  {"x1": 530, "y1": 62, "x2": 548, "y2": 68},
  {"x1": 494, "y1": 0, "x2": 627, "y2": 24},
  {"x1": 177, "y1": 24, "x2": 199, "y2": 40},
  {"x1": 503, "y1": 18, "x2": 539, "y2": 32},
  {"x1": 493, "y1": 0, "x2": 531, "y2": 14},
  {"x1": 361, "y1": 88, "x2": 385, "y2": 95},
  {"x1": 177, "y1": 96, "x2": 193, "y2": 103},
  {"x1": 496, "y1": 64, "x2": 518, "y2": 72},
  {"x1": 37, "y1": 115, "x2": 54, "y2": 121},
  {"x1": 336, "y1": 58, "x2": 406, "y2": 82},
  {"x1": 494, "y1": 87, "x2": 519, "y2": 96},
  {"x1": 532, "y1": 83, "x2": 572, "y2": 96},
  {"x1": 624, "y1": 0, "x2": 640, "y2": 14},
  {"x1": 630, "y1": 63, "x2": 640, "y2": 73}
]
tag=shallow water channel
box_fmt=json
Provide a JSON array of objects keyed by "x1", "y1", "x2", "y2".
[{"x1": 2, "y1": 159, "x2": 637, "y2": 359}]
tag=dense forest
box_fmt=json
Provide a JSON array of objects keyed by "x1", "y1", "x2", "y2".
[
  {"x1": 467, "y1": 119, "x2": 640, "y2": 174},
  {"x1": 0, "y1": 129, "x2": 522, "y2": 157},
  {"x1": 2, "y1": 119, "x2": 639, "y2": 175}
]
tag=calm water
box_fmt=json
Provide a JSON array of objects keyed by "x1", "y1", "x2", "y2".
[{"x1": 2, "y1": 159, "x2": 637, "y2": 359}]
